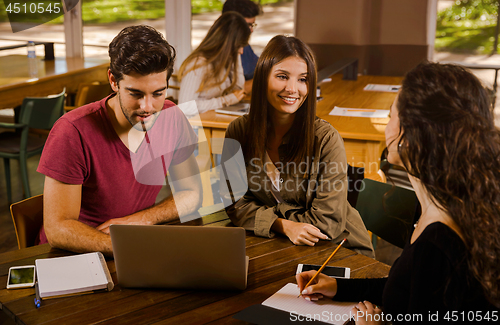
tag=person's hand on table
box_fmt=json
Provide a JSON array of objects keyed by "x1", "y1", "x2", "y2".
[
  {"x1": 281, "y1": 220, "x2": 329, "y2": 246},
  {"x1": 96, "y1": 215, "x2": 151, "y2": 235},
  {"x1": 352, "y1": 301, "x2": 383, "y2": 325},
  {"x1": 296, "y1": 270, "x2": 337, "y2": 301},
  {"x1": 232, "y1": 89, "x2": 246, "y2": 102}
]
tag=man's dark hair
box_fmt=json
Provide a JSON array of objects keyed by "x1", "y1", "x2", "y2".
[
  {"x1": 108, "y1": 25, "x2": 176, "y2": 84},
  {"x1": 222, "y1": 0, "x2": 261, "y2": 18}
]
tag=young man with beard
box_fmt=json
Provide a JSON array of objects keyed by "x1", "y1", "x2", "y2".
[{"x1": 37, "y1": 25, "x2": 202, "y2": 256}]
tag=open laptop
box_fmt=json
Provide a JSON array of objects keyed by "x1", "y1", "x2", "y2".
[
  {"x1": 215, "y1": 102, "x2": 250, "y2": 116},
  {"x1": 110, "y1": 224, "x2": 248, "y2": 290}
]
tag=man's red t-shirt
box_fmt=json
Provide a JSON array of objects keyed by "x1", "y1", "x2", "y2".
[{"x1": 36, "y1": 94, "x2": 197, "y2": 244}]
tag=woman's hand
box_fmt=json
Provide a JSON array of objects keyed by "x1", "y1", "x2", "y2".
[
  {"x1": 232, "y1": 89, "x2": 246, "y2": 102},
  {"x1": 273, "y1": 219, "x2": 329, "y2": 246},
  {"x1": 296, "y1": 270, "x2": 337, "y2": 300},
  {"x1": 352, "y1": 301, "x2": 383, "y2": 325}
]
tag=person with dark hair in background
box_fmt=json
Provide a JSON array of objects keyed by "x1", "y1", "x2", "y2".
[
  {"x1": 297, "y1": 61, "x2": 500, "y2": 323},
  {"x1": 221, "y1": 35, "x2": 374, "y2": 257},
  {"x1": 178, "y1": 12, "x2": 251, "y2": 117},
  {"x1": 37, "y1": 25, "x2": 202, "y2": 256},
  {"x1": 222, "y1": 0, "x2": 261, "y2": 93}
]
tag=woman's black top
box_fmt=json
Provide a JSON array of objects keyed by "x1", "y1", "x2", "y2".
[{"x1": 335, "y1": 222, "x2": 498, "y2": 323}]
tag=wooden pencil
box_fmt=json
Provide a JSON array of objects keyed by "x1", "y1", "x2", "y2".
[{"x1": 298, "y1": 238, "x2": 347, "y2": 297}]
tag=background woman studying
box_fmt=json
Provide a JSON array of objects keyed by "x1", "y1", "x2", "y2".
[{"x1": 178, "y1": 12, "x2": 250, "y2": 117}]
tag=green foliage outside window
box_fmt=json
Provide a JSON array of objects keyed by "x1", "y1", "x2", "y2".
[
  {"x1": 436, "y1": 0, "x2": 500, "y2": 54},
  {"x1": 0, "y1": 0, "x2": 293, "y2": 24}
]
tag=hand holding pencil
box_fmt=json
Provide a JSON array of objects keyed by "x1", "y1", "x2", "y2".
[{"x1": 296, "y1": 238, "x2": 347, "y2": 301}]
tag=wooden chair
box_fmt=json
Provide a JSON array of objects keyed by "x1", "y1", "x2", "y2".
[
  {"x1": 356, "y1": 179, "x2": 419, "y2": 249},
  {"x1": 0, "y1": 89, "x2": 65, "y2": 204},
  {"x1": 65, "y1": 82, "x2": 113, "y2": 111},
  {"x1": 10, "y1": 194, "x2": 44, "y2": 249}
]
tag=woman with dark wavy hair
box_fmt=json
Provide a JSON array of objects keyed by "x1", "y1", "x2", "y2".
[
  {"x1": 221, "y1": 35, "x2": 374, "y2": 257},
  {"x1": 297, "y1": 61, "x2": 500, "y2": 323}
]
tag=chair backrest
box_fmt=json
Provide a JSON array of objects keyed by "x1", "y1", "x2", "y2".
[
  {"x1": 19, "y1": 89, "x2": 65, "y2": 130},
  {"x1": 347, "y1": 164, "x2": 364, "y2": 207},
  {"x1": 356, "y1": 179, "x2": 418, "y2": 249},
  {"x1": 74, "y1": 82, "x2": 113, "y2": 107},
  {"x1": 10, "y1": 194, "x2": 44, "y2": 249},
  {"x1": 380, "y1": 159, "x2": 413, "y2": 190}
]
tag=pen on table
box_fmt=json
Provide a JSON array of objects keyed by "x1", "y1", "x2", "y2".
[
  {"x1": 346, "y1": 109, "x2": 377, "y2": 112},
  {"x1": 34, "y1": 282, "x2": 41, "y2": 308},
  {"x1": 298, "y1": 238, "x2": 347, "y2": 298}
]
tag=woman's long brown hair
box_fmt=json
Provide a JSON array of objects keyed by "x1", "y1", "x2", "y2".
[
  {"x1": 178, "y1": 12, "x2": 250, "y2": 94},
  {"x1": 245, "y1": 35, "x2": 317, "y2": 168},
  {"x1": 397, "y1": 61, "x2": 500, "y2": 307}
]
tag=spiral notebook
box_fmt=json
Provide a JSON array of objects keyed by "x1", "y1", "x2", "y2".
[{"x1": 35, "y1": 252, "x2": 114, "y2": 299}]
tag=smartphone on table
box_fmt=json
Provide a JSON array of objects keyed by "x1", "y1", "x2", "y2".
[
  {"x1": 296, "y1": 264, "x2": 350, "y2": 279},
  {"x1": 7, "y1": 265, "x2": 36, "y2": 289}
]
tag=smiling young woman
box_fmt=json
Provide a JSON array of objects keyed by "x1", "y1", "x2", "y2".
[{"x1": 221, "y1": 35, "x2": 374, "y2": 257}]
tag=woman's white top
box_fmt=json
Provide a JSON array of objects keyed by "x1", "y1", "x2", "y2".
[
  {"x1": 264, "y1": 151, "x2": 284, "y2": 203},
  {"x1": 178, "y1": 55, "x2": 245, "y2": 117}
]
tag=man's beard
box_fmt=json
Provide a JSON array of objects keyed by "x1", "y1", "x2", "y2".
[{"x1": 118, "y1": 92, "x2": 159, "y2": 132}]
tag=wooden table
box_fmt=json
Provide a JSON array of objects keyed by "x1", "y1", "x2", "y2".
[
  {"x1": 0, "y1": 55, "x2": 109, "y2": 109},
  {"x1": 317, "y1": 74, "x2": 402, "y2": 175},
  {"x1": 0, "y1": 212, "x2": 390, "y2": 324},
  {"x1": 190, "y1": 74, "x2": 402, "y2": 176}
]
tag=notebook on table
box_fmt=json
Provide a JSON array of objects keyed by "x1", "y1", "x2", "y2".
[
  {"x1": 35, "y1": 252, "x2": 114, "y2": 299},
  {"x1": 110, "y1": 224, "x2": 248, "y2": 290},
  {"x1": 234, "y1": 283, "x2": 356, "y2": 325},
  {"x1": 215, "y1": 103, "x2": 250, "y2": 116}
]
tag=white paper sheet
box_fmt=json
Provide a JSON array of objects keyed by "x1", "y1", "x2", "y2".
[
  {"x1": 329, "y1": 106, "x2": 390, "y2": 118},
  {"x1": 363, "y1": 84, "x2": 401, "y2": 92},
  {"x1": 262, "y1": 283, "x2": 356, "y2": 325}
]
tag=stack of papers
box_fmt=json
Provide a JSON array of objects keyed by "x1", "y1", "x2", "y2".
[
  {"x1": 329, "y1": 106, "x2": 389, "y2": 118},
  {"x1": 215, "y1": 103, "x2": 250, "y2": 116},
  {"x1": 363, "y1": 84, "x2": 400, "y2": 92}
]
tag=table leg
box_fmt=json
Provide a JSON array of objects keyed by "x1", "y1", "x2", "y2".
[{"x1": 198, "y1": 126, "x2": 214, "y2": 166}]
